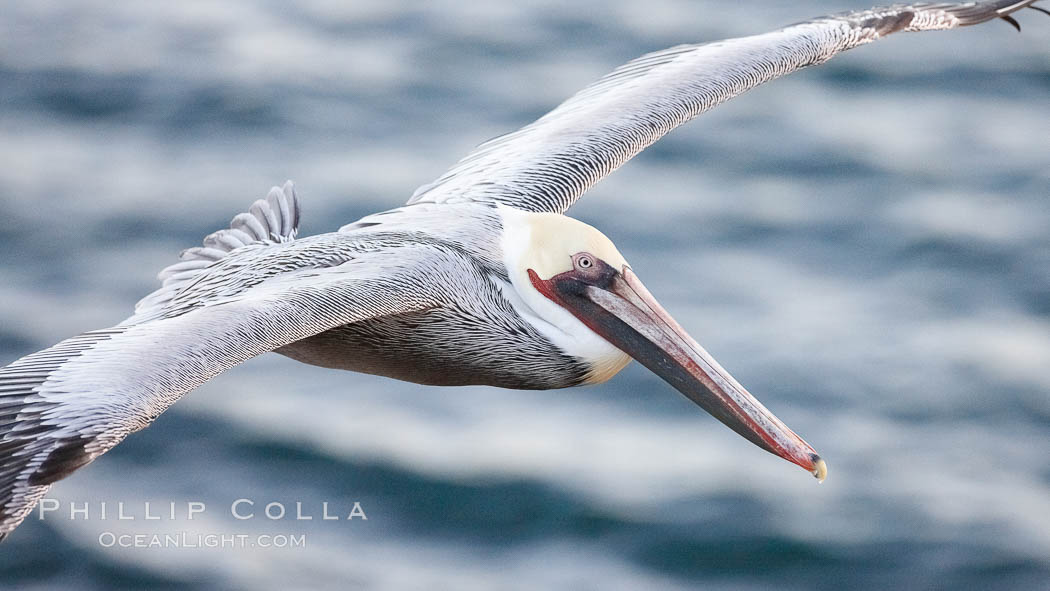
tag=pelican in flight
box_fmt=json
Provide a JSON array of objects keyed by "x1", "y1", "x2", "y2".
[{"x1": 0, "y1": 0, "x2": 1043, "y2": 539}]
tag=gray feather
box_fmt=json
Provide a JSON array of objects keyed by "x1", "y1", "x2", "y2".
[
  {"x1": 408, "y1": 0, "x2": 1043, "y2": 214},
  {"x1": 132, "y1": 182, "x2": 302, "y2": 322}
]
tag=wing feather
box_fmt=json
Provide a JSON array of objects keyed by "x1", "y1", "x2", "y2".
[
  {"x1": 408, "y1": 0, "x2": 1043, "y2": 213},
  {"x1": 0, "y1": 237, "x2": 446, "y2": 539},
  {"x1": 132, "y1": 181, "x2": 301, "y2": 323}
]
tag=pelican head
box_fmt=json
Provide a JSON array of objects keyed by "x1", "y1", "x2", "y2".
[{"x1": 499, "y1": 205, "x2": 826, "y2": 481}]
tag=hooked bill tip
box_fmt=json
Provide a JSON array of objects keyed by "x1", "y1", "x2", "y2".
[{"x1": 811, "y1": 457, "x2": 828, "y2": 483}]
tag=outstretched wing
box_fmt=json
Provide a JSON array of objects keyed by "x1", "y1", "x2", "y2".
[
  {"x1": 408, "y1": 0, "x2": 1043, "y2": 213},
  {"x1": 0, "y1": 210, "x2": 445, "y2": 540}
]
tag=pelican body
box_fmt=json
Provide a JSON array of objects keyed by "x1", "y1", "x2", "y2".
[
  {"x1": 1, "y1": 0, "x2": 1043, "y2": 539},
  {"x1": 278, "y1": 205, "x2": 599, "y2": 390}
]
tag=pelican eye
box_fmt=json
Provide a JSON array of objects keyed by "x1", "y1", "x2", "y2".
[{"x1": 575, "y1": 254, "x2": 594, "y2": 269}]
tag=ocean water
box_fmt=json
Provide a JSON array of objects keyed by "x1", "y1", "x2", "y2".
[{"x1": 1, "y1": 1, "x2": 1048, "y2": 589}]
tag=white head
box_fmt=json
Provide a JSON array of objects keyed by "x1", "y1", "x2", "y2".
[
  {"x1": 496, "y1": 204, "x2": 827, "y2": 482},
  {"x1": 498, "y1": 206, "x2": 632, "y2": 384}
]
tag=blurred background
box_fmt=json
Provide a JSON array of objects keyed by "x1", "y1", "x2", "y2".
[{"x1": 1, "y1": 0, "x2": 1048, "y2": 589}]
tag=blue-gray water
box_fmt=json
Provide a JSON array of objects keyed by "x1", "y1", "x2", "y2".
[{"x1": 1, "y1": 1, "x2": 1048, "y2": 589}]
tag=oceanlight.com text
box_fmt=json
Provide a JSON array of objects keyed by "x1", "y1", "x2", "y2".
[{"x1": 97, "y1": 531, "x2": 307, "y2": 549}]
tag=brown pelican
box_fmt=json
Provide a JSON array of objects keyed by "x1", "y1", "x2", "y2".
[{"x1": 0, "y1": 0, "x2": 1043, "y2": 539}]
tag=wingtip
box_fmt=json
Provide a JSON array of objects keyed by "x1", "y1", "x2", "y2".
[
  {"x1": 1030, "y1": 4, "x2": 1050, "y2": 18},
  {"x1": 1000, "y1": 14, "x2": 1023, "y2": 31}
]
